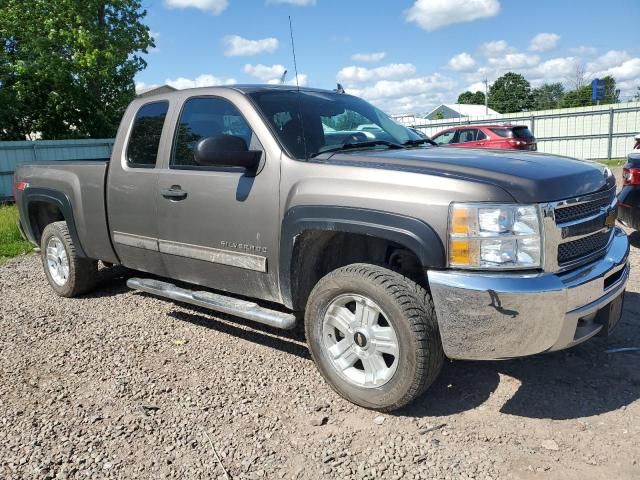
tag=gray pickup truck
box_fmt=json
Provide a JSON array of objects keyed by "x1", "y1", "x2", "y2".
[{"x1": 15, "y1": 85, "x2": 630, "y2": 411}]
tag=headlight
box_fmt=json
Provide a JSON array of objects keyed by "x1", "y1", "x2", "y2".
[{"x1": 448, "y1": 203, "x2": 542, "y2": 269}]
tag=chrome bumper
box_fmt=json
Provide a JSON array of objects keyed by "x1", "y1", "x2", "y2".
[{"x1": 427, "y1": 227, "x2": 630, "y2": 360}]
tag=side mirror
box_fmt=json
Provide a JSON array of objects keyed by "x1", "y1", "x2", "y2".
[{"x1": 194, "y1": 135, "x2": 262, "y2": 171}]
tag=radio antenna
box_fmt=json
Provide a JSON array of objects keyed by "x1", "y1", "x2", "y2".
[
  {"x1": 288, "y1": 16, "x2": 308, "y2": 159},
  {"x1": 288, "y1": 16, "x2": 301, "y2": 92}
]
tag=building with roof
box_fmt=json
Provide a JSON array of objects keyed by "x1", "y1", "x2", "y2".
[
  {"x1": 136, "y1": 84, "x2": 176, "y2": 98},
  {"x1": 425, "y1": 103, "x2": 499, "y2": 120}
]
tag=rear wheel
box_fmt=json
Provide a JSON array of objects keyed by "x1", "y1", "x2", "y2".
[
  {"x1": 40, "y1": 221, "x2": 98, "y2": 297},
  {"x1": 305, "y1": 263, "x2": 444, "y2": 411}
]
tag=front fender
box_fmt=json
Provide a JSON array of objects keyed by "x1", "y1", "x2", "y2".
[{"x1": 279, "y1": 205, "x2": 445, "y2": 308}]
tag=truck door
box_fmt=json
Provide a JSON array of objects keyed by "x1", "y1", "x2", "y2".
[
  {"x1": 155, "y1": 94, "x2": 281, "y2": 303},
  {"x1": 107, "y1": 100, "x2": 171, "y2": 276}
]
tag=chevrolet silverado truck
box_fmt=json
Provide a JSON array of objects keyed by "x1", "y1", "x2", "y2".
[{"x1": 14, "y1": 86, "x2": 630, "y2": 411}]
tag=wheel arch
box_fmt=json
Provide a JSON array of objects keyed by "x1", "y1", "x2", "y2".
[
  {"x1": 279, "y1": 206, "x2": 445, "y2": 310},
  {"x1": 21, "y1": 187, "x2": 87, "y2": 258}
]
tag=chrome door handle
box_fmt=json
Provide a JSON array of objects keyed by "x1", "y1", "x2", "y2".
[{"x1": 161, "y1": 186, "x2": 188, "y2": 201}]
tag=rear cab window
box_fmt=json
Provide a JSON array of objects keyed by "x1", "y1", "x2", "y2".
[{"x1": 126, "y1": 101, "x2": 169, "y2": 168}]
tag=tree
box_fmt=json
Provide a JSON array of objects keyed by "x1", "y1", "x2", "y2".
[
  {"x1": 559, "y1": 75, "x2": 619, "y2": 108},
  {"x1": 457, "y1": 90, "x2": 485, "y2": 105},
  {"x1": 572, "y1": 63, "x2": 588, "y2": 90},
  {"x1": 487, "y1": 72, "x2": 532, "y2": 113},
  {"x1": 531, "y1": 83, "x2": 564, "y2": 110},
  {"x1": 559, "y1": 85, "x2": 592, "y2": 108},
  {"x1": 0, "y1": 0, "x2": 154, "y2": 140},
  {"x1": 601, "y1": 75, "x2": 619, "y2": 104}
]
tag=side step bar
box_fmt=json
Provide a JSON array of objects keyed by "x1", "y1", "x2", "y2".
[{"x1": 126, "y1": 278, "x2": 296, "y2": 330}]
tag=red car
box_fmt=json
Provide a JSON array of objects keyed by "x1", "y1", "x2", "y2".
[{"x1": 431, "y1": 124, "x2": 537, "y2": 151}]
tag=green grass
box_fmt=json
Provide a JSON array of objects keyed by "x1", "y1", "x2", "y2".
[
  {"x1": 596, "y1": 158, "x2": 626, "y2": 168},
  {"x1": 0, "y1": 204, "x2": 33, "y2": 263}
]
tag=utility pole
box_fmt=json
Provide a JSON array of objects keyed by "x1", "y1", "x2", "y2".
[{"x1": 484, "y1": 78, "x2": 489, "y2": 115}]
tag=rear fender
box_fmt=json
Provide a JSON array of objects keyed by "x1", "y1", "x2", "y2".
[{"x1": 20, "y1": 187, "x2": 87, "y2": 257}]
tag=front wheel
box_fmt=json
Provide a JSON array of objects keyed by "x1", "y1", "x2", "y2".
[
  {"x1": 305, "y1": 264, "x2": 444, "y2": 411},
  {"x1": 40, "y1": 221, "x2": 98, "y2": 297}
]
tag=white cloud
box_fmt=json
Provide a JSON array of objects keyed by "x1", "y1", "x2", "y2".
[
  {"x1": 348, "y1": 73, "x2": 454, "y2": 100},
  {"x1": 587, "y1": 50, "x2": 632, "y2": 73},
  {"x1": 447, "y1": 52, "x2": 476, "y2": 72},
  {"x1": 405, "y1": 0, "x2": 500, "y2": 31},
  {"x1": 524, "y1": 57, "x2": 577, "y2": 86},
  {"x1": 465, "y1": 81, "x2": 487, "y2": 93},
  {"x1": 587, "y1": 56, "x2": 640, "y2": 98},
  {"x1": 570, "y1": 46, "x2": 598, "y2": 56},
  {"x1": 244, "y1": 63, "x2": 287, "y2": 81},
  {"x1": 244, "y1": 65, "x2": 307, "y2": 86},
  {"x1": 346, "y1": 73, "x2": 457, "y2": 113},
  {"x1": 135, "y1": 81, "x2": 159, "y2": 93},
  {"x1": 267, "y1": 0, "x2": 316, "y2": 5},
  {"x1": 592, "y1": 58, "x2": 640, "y2": 81},
  {"x1": 223, "y1": 35, "x2": 279, "y2": 57},
  {"x1": 267, "y1": 73, "x2": 308, "y2": 86},
  {"x1": 488, "y1": 53, "x2": 540, "y2": 70},
  {"x1": 351, "y1": 52, "x2": 386, "y2": 63},
  {"x1": 337, "y1": 63, "x2": 416, "y2": 83},
  {"x1": 529, "y1": 33, "x2": 560, "y2": 52},
  {"x1": 164, "y1": 0, "x2": 228, "y2": 14},
  {"x1": 479, "y1": 40, "x2": 513, "y2": 57},
  {"x1": 166, "y1": 74, "x2": 236, "y2": 89}
]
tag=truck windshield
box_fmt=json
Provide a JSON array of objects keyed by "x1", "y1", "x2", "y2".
[{"x1": 248, "y1": 90, "x2": 422, "y2": 159}]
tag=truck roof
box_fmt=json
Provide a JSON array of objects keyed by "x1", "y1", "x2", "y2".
[{"x1": 138, "y1": 84, "x2": 340, "y2": 101}]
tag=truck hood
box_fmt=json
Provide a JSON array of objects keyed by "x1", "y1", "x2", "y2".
[{"x1": 316, "y1": 147, "x2": 615, "y2": 203}]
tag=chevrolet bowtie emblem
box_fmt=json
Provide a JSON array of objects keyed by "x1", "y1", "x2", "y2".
[{"x1": 604, "y1": 208, "x2": 617, "y2": 229}]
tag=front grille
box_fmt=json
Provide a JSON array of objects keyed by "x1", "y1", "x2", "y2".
[
  {"x1": 554, "y1": 192, "x2": 614, "y2": 225},
  {"x1": 557, "y1": 230, "x2": 611, "y2": 264}
]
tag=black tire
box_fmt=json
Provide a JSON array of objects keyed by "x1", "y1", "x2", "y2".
[
  {"x1": 305, "y1": 263, "x2": 444, "y2": 411},
  {"x1": 40, "y1": 221, "x2": 98, "y2": 297}
]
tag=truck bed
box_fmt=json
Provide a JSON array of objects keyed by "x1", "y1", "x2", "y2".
[{"x1": 14, "y1": 160, "x2": 118, "y2": 264}]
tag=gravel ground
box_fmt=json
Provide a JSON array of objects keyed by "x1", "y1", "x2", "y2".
[{"x1": 1, "y1": 236, "x2": 640, "y2": 480}]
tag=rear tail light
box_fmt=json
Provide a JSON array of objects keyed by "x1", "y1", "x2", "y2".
[
  {"x1": 508, "y1": 139, "x2": 527, "y2": 148},
  {"x1": 623, "y1": 167, "x2": 640, "y2": 186}
]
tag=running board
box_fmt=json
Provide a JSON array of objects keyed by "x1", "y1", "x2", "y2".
[{"x1": 126, "y1": 278, "x2": 296, "y2": 330}]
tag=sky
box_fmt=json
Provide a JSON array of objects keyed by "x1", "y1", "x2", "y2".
[{"x1": 136, "y1": 0, "x2": 640, "y2": 114}]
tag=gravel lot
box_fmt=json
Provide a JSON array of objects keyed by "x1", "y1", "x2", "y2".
[{"x1": 1, "y1": 234, "x2": 640, "y2": 480}]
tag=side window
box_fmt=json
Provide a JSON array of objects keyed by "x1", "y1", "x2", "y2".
[
  {"x1": 458, "y1": 129, "x2": 477, "y2": 143},
  {"x1": 490, "y1": 128, "x2": 511, "y2": 138},
  {"x1": 172, "y1": 97, "x2": 255, "y2": 168},
  {"x1": 433, "y1": 130, "x2": 456, "y2": 145},
  {"x1": 476, "y1": 129, "x2": 487, "y2": 140},
  {"x1": 127, "y1": 101, "x2": 169, "y2": 168}
]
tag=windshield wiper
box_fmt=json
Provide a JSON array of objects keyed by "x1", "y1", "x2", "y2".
[
  {"x1": 403, "y1": 138, "x2": 437, "y2": 147},
  {"x1": 311, "y1": 140, "x2": 405, "y2": 157}
]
